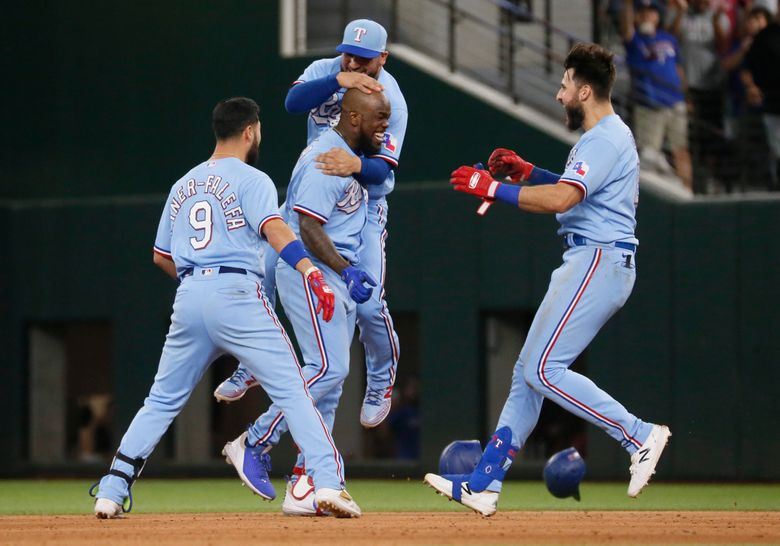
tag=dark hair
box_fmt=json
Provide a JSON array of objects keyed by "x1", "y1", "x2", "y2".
[
  {"x1": 212, "y1": 97, "x2": 260, "y2": 140},
  {"x1": 749, "y1": 7, "x2": 772, "y2": 24},
  {"x1": 564, "y1": 43, "x2": 616, "y2": 101}
]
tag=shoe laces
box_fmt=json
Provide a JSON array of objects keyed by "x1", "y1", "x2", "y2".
[
  {"x1": 229, "y1": 366, "x2": 252, "y2": 387},
  {"x1": 364, "y1": 387, "x2": 385, "y2": 407},
  {"x1": 248, "y1": 445, "x2": 272, "y2": 473}
]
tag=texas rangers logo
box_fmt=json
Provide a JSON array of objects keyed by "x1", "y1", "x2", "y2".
[
  {"x1": 565, "y1": 147, "x2": 578, "y2": 168},
  {"x1": 572, "y1": 161, "x2": 590, "y2": 177},
  {"x1": 352, "y1": 27, "x2": 368, "y2": 42},
  {"x1": 336, "y1": 179, "x2": 366, "y2": 214},
  {"x1": 310, "y1": 93, "x2": 342, "y2": 127},
  {"x1": 382, "y1": 132, "x2": 397, "y2": 153}
]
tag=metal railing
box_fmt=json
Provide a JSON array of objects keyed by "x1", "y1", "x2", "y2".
[{"x1": 294, "y1": 0, "x2": 778, "y2": 194}]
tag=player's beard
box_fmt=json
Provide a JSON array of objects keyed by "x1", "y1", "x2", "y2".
[
  {"x1": 358, "y1": 129, "x2": 381, "y2": 155},
  {"x1": 246, "y1": 133, "x2": 260, "y2": 165},
  {"x1": 564, "y1": 101, "x2": 585, "y2": 131}
]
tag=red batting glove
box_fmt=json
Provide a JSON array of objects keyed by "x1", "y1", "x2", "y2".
[
  {"x1": 487, "y1": 147, "x2": 534, "y2": 182},
  {"x1": 306, "y1": 267, "x2": 335, "y2": 322},
  {"x1": 450, "y1": 166, "x2": 501, "y2": 199}
]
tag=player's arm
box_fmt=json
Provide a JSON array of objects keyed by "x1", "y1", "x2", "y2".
[
  {"x1": 299, "y1": 214, "x2": 376, "y2": 304},
  {"x1": 285, "y1": 73, "x2": 383, "y2": 114},
  {"x1": 488, "y1": 147, "x2": 561, "y2": 185},
  {"x1": 315, "y1": 149, "x2": 392, "y2": 186},
  {"x1": 152, "y1": 251, "x2": 178, "y2": 280},
  {"x1": 298, "y1": 214, "x2": 351, "y2": 274},
  {"x1": 450, "y1": 166, "x2": 582, "y2": 214},
  {"x1": 262, "y1": 217, "x2": 335, "y2": 321}
]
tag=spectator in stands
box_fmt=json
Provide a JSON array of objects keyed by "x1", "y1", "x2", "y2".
[
  {"x1": 743, "y1": 1, "x2": 780, "y2": 190},
  {"x1": 667, "y1": 0, "x2": 731, "y2": 193},
  {"x1": 720, "y1": 1, "x2": 774, "y2": 189},
  {"x1": 621, "y1": 0, "x2": 694, "y2": 192}
]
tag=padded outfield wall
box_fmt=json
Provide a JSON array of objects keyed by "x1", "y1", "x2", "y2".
[{"x1": 2, "y1": 1, "x2": 778, "y2": 479}]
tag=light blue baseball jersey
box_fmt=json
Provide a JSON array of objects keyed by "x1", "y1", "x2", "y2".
[
  {"x1": 283, "y1": 128, "x2": 368, "y2": 265},
  {"x1": 556, "y1": 114, "x2": 640, "y2": 245},
  {"x1": 153, "y1": 158, "x2": 281, "y2": 278},
  {"x1": 293, "y1": 56, "x2": 408, "y2": 200}
]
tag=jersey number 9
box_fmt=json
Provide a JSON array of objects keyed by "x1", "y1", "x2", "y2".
[{"x1": 189, "y1": 201, "x2": 213, "y2": 250}]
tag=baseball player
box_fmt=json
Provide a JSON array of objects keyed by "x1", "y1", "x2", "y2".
[
  {"x1": 222, "y1": 89, "x2": 390, "y2": 516},
  {"x1": 424, "y1": 43, "x2": 671, "y2": 516},
  {"x1": 89, "y1": 97, "x2": 361, "y2": 519},
  {"x1": 215, "y1": 19, "x2": 407, "y2": 430}
]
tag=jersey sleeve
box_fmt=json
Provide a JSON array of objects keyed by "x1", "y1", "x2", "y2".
[
  {"x1": 293, "y1": 58, "x2": 337, "y2": 85},
  {"x1": 241, "y1": 172, "x2": 283, "y2": 238},
  {"x1": 153, "y1": 190, "x2": 174, "y2": 259},
  {"x1": 292, "y1": 164, "x2": 348, "y2": 224},
  {"x1": 559, "y1": 138, "x2": 619, "y2": 199}
]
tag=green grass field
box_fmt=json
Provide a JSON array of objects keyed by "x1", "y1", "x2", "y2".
[{"x1": 1, "y1": 479, "x2": 778, "y2": 515}]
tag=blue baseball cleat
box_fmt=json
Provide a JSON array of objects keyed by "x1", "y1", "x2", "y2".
[{"x1": 222, "y1": 432, "x2": 276, "y2": 500}]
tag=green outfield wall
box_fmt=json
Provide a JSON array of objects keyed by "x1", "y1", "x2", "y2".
[{"x1": 4, "y1": 1, "x2": 778, "y2": 480}]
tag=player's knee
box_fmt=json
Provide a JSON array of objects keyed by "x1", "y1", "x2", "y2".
[{"x1": 524, "y1": 360, "x2": 565, "y2": 392}]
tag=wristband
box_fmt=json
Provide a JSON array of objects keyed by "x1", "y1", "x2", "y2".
[
  {"x1": 279, "y1": 240, "x2": 309, "y2": 269},
  {"x1": 528, "y1": 166, "x2": 562, "y2": 185},
  {"x1": 494, "y1": 183, "x2": 522, "y2": 206}
]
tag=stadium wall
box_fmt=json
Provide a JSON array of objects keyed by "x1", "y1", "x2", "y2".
[{"x1": 4, "y1": 1, "x2": 778, "y2": 480}]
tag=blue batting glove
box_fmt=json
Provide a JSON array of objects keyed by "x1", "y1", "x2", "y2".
[{"x1": 340, "y1": 266, "x2": 377, "y2": 304}]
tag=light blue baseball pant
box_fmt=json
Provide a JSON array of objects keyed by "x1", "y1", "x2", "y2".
[
  {"x1": 356, "y1": 198, "x2": 400, "y2": 389},
  {"x1": 95, "y1": 269, "x2": 345, "y2": 504},
  {"x1": 246, "y1": 261, "x2": 357, "y2": 452},
  {"x1": 496, "y1": 245, "x2": 653, "y2": 478}
]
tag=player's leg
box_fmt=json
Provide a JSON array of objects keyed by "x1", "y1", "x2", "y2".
[
  {"x1": 206, "y1": 274, "x2": 349, "y2": 496},
  {"x1": 355, "y1": 199, "x2": 400, "y2": 427},
  {"x1": 213, "y1": 248, "x2": 279, "y2": 402},
  {"x1": 92, "y1": 281, "x2": 219, "y2": 515},
  {"x1": 245, "y1": 262, "x2": 353, "y2": 449},
  {"x1": 518, "y1": 246, "x2": 653, "y2": 449}
]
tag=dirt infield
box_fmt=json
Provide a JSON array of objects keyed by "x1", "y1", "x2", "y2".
[{"x1": 3, "y1": 511, "x2": 779, "y2": 545}]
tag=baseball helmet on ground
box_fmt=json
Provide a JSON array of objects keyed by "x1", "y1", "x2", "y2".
[
  {"x1": 438, "y1": 439, "x2": 482, "y2": 475},
  {"x1": 543, "y1": 447, "x2": 586, "y2": 501}
]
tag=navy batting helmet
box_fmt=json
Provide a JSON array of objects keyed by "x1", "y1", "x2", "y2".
[
  {"x1": 438, "y1": 440, "x2": 482, "y2": 475},
  {"x1": 543, "y1": 447, "x2": 586, "y2": 501}
]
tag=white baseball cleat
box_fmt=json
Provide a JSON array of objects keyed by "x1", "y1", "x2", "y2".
[
  {"x1": 360, "y1": 385, "x2": 393, "y2": 428},
  {"x1": 314, "y1": 488, "x2": 362, "y2": 518},
  {"x1": 282, "y1": 475, "x2": 326, "y2": 517},
  {"x1": 213, "y1": 365, "x2": 259, "y2": 403},
  {"x1": 94, "y1": 498, "x2": 123, "y2": 519},
  {"x1": 424, "y1": 473, "x2": 498, "y2": 517},
  {"x1": 628, "y1": 424, "x2": 672, "y2": 498}
]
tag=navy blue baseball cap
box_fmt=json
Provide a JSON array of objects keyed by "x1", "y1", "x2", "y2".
[
  {"x1": 635, "y1": 0, "x2": 661, "y2": 11},
  {"x1": 336, "y1": 19, "x2": 387, "y2": 59}
]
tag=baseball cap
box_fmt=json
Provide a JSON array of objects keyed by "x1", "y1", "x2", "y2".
[
  {"x1": 752, "y1": 0, "x2": 778, "y2": 16},
  {"x1": 335, "y1": 19, "x2": 387, "y2": 59},
  {"x1": 635, "y1": 0, "x2": 661, "y2": 11}
]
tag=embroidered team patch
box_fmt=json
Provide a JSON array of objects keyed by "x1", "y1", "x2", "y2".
[
  {"x1": 572, "y1": 161, "x2": 590, "y2": 177},
  {"x1": 383, "y1": 133, "x2": 397, "y2": 153}
]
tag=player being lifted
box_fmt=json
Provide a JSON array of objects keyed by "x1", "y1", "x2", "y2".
[
  {"x1": 90, "y1": 97, "x2": 361, "y2": 518},
  {"x1": 215, "y1": 19, "x2": 407, "y2": 430},
  {"x1": 222, "y1": 89, "x2": 391, "y2": 516},
  {"x1": 424, "y1": 43, "x2": 671, "y2": 516}
]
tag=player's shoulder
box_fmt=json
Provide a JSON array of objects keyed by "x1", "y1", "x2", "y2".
[
  {"x1": 582, "y1": 116, "x2": 630, "y2": 153},
  {"x1": 301, "y1": 56, "x2": 341, "y2": 79},
  {"x1": 378, "y1": 68, "x2": 408, "y2": 109}
]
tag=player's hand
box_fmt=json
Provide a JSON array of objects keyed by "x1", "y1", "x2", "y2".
[
  {"x1": 336, "y1": 72, "x2": 384, "y2": 94},
  {"x1": 340, "y1": 266, "x2": 377, "y2": 304},
  {"x1": 450, "y1": 166, "x2": 501, "y2": 199},
  {"x1": 488, "y1": 148, "x2": 534, "y2": 182},
  {"x1": 306, "y1": 267, "x2": 335, "y2": 322},
  {"x1": 316, "y1": 148, "x2": 362, "y2": 177}
]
